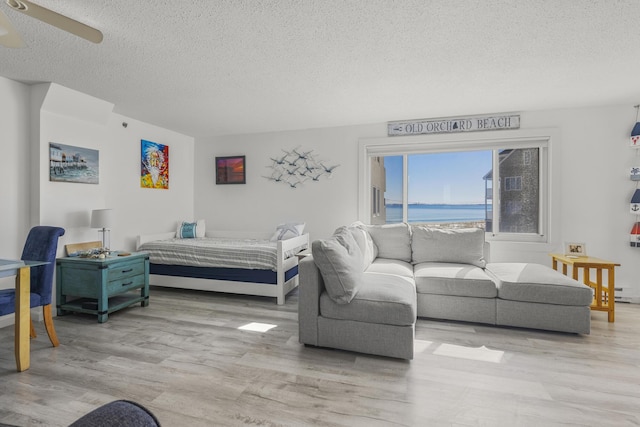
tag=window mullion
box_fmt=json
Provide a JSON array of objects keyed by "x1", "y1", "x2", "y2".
[
  {"x1": 492, "y1": 150, "x2": 500, "y2": 236},
  {"x1": 402, "y1": 154, "x2": 408, "y2": 223}
]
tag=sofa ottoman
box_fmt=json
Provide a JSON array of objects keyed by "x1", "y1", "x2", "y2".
[{"x1": 486, "y1": 263, "x2": 593, "y2": 334}]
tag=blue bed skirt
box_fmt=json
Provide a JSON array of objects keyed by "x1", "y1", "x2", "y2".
[{"x1": 149, "y1": 263, "x2": 299, "y2": 285}]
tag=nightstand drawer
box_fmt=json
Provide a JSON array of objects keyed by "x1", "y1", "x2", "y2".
[
  {"x1": 107, "y1": 259, "x2": 145, "y2": 282},
  {"x1": 107, "y1": 273, "x2": 146, "y2": 294}
]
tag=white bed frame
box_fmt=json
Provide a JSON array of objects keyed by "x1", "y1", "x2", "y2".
[{"x1": 135, "y1": 230, "x2": 309, "y2": 305}]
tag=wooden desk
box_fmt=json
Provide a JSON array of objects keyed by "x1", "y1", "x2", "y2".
[
  {"x1": 550, "y1": 253, "x2": 620, "y2": 322},
  {"x1": 0, "y1": 259, "x2": 45, "y2": 372}
]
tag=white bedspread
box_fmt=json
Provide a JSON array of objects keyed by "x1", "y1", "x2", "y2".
[{"x1": 138, "y1": 237, "x2": 298, "y2": 270}]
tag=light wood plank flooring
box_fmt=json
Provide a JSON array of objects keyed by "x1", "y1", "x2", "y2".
[{"x1": 1, "y1": 287, "x2": 639, "y2": 426}]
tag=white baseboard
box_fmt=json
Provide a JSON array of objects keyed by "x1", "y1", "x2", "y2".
[
  {"x1": 616, "y1": 296, "x2": 640, "y2": 304},
  {"x1": 0, "y1": 314, "x2": 14, "y2": 329},
  {"x1": 0, "y1": 309, "x2": 43, "y2": 330}
]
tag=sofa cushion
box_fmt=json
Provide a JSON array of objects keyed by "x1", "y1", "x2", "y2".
[
  {"x1": 320, "y1": 272, "x2": 416, "y2": 326},
  {"x1": 345, "y1": 223, "x2": 378, "y2": 271},
  {"x1": 414, "y1": 262, "x2": 497, "y2": 298},
  {"x1": 364, "y1": 223, "x2": 412, "y2": 262},
  {"x1": 311, "y1": 229, "x2": 364, "y2": 304},
  {"x1": 365, "y1": 258, "x2": 414, "y2": 278},
  {"x1": 486, "y1": 263, "x2": 593, "y2": 306},
  {"x1": 411, "y1": 226, "x2": 486, "y2": 268}
]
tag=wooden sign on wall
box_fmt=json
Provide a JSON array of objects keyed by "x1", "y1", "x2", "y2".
[{"x1": 388, "y1": 114, "x2": 520, "y2": 136}]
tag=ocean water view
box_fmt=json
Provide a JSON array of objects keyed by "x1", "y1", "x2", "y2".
[{"x1": 386, "y1": 203, "x2": 486, "y2": 223}]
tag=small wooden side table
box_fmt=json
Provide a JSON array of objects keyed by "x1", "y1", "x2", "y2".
[{"x1": 550, "y1": 253, "x2": 620, "y2": 322}]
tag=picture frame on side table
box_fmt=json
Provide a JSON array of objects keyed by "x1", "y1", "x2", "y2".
[
  {"x1": 564, "y1": 242, "x2": 587, "y2": 257},
  {"x1": 216, "y1": 155, "x2": 246, "y2": 184}
]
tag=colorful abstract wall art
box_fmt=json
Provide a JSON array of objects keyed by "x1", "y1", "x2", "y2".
[{"x1": 141, "y1": 140, "x2": 169, "y2": 189}]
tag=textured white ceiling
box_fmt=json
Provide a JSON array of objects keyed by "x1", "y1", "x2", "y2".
[{"x1": 1, "y1": 1, "x2": 639, "y2": 138}]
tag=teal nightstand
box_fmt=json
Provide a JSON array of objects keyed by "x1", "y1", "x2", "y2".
[{"x1": 56, "y1": 252, "x2": 150, "y2": 323}]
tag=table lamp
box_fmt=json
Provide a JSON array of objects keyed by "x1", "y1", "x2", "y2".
[{"x1": 91, "y1": 208, "x2": 113, "y2": 250}]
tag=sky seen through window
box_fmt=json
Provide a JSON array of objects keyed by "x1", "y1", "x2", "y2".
[{"x1": 384, "y1": 151, "x2": 492, "y2": 205}]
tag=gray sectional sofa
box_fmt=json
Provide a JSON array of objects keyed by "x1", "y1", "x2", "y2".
[{"x1": 299, "y1": 223, "x2": 593, "y2": 360}]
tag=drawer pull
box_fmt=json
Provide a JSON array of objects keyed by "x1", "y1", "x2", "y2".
[
  {"x1": 122, "y1": 281, "x2": 133, "y2": 286},
  {"x1": 121, "y1": 268, "x2": 133, "y2": 273}
]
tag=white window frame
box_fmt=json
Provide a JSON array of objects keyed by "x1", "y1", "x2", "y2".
[
  {"x1": 372, "y1": 186, "x2": 381, "y2": 216},
  {"x1": 358, "y1": 129, "x2": 554, "y2": 244}
]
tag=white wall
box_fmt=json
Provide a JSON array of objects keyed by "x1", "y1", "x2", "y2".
[
  {"x1": 194, "y1": 124, "x2": 385, "y2": 241},
  {"x1": 195, "y1": 105, "x2": 640, "y2": 299},
  {"x1": 0, "y1": 77, "x2": 30, "y2": 257},
  {"x1": 0, "y1": 78, "x2": 195, "y2": 328},
  {"x1": 32, "y1": 83, "x2": 195, "y2": 252},
  {"x1": 0, "y1": 76, "x2": 31, "y2": 306},
  {"x1": 524, "y1": 105, "x2": 640, "y2": 300},
  {"x1": 3, "y1": 72, "x2": 637, "y2": 320}
]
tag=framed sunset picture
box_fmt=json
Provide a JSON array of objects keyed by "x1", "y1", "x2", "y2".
[{"x1": 216, "y1": 155, "x2": 246, "y2": 184}]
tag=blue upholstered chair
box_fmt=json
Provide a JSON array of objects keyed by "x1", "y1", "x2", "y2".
[
  {"x1": 0, "y1": 226, "x2": 65, "y2": 347},
  {"x1": 69, "y1": 400, "x2": 160, "y2": 426}
]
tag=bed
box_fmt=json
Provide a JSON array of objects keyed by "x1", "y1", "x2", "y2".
[{"x1": 136, "y1": 230, "x2": 309, "y2": 304}]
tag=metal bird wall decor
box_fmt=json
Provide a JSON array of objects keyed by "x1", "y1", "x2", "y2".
[{"x1": 263, "y1": 146, "x2": 340, "y2": 189}]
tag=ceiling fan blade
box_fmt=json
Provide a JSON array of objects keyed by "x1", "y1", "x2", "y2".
[
  {"x1": 0, "y1": 8, "x2": 25, "y2": 47},
  {"x1": 6, "y1": 0, "x2": 103, "y2": 44}
]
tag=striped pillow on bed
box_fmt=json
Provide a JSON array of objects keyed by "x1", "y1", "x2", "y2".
[{"x1": 177, "y1": 219, "x2": 206, "y2": 238}]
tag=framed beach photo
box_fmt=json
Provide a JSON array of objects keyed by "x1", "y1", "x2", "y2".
[
  {"x1": 49, "y1": 142, "x2": 99, "y2": 184},
  {"x1": 564, "y1": 242, "x2": 587, "y2": 257},
  {"x1": 216, "y1": 155, "x2": 246, "y2": 184}
]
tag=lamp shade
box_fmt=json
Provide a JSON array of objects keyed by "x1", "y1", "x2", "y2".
[
  {"x1": 91, "y1": 209, "x2": 113, "y2": 229},
  {"x1": 631, "y1": 122, "x2": 640, "y2": 147}
]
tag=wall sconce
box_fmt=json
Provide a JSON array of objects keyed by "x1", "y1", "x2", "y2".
[{"x1": 91, "y1": 208, "x2": 113, "y2": 250}]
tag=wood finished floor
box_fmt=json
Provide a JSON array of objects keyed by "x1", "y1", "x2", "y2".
[{"x1": 1, "y1": 287, "x2": 639, "y2": 427}]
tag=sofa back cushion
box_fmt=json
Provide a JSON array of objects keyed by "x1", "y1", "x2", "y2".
[
  {"x1": 312, "y1": 228, "x2": 364, "y2": 304},
  {"x1": 411, "y1": 226, "x2": 486, "y2": 268},
  {"x1": 364, "y1": 223, "x2": 412, "y2": 262},
  {"x1": 346, "y1": 223, "x2": 378, "y2": 270}
]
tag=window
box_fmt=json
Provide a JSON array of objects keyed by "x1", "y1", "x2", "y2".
[
  {"x1": 361, "y1": 135, "x2": 549, "y2": 242},
  {"x1": 504, "y1": 176, "x2": 522, "y2": 191}
]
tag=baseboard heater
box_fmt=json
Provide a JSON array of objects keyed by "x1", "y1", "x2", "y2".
[{"x1": 615, "y1": 287, "x2": 640, "y2": 304}]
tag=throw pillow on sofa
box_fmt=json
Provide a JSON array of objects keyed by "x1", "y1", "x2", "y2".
[
  {"x1": 312, "y1": 227, "x2": 364, "y2": 304},
  {"x1": 411, "y1": 226, "x2": 486, "y2": 268}
]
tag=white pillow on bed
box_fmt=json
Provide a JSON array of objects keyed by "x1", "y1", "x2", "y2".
[
  {"x1": 270, "y1": 222, "x2": 305, "y2": 241},
  {"x1": 177, "y1": 219, "x2": 206, "y2": 238}
]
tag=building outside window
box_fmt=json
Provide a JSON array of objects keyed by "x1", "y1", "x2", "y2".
[{"x1": 369, "y1": 156, "x2": 387, "y2": 224}]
